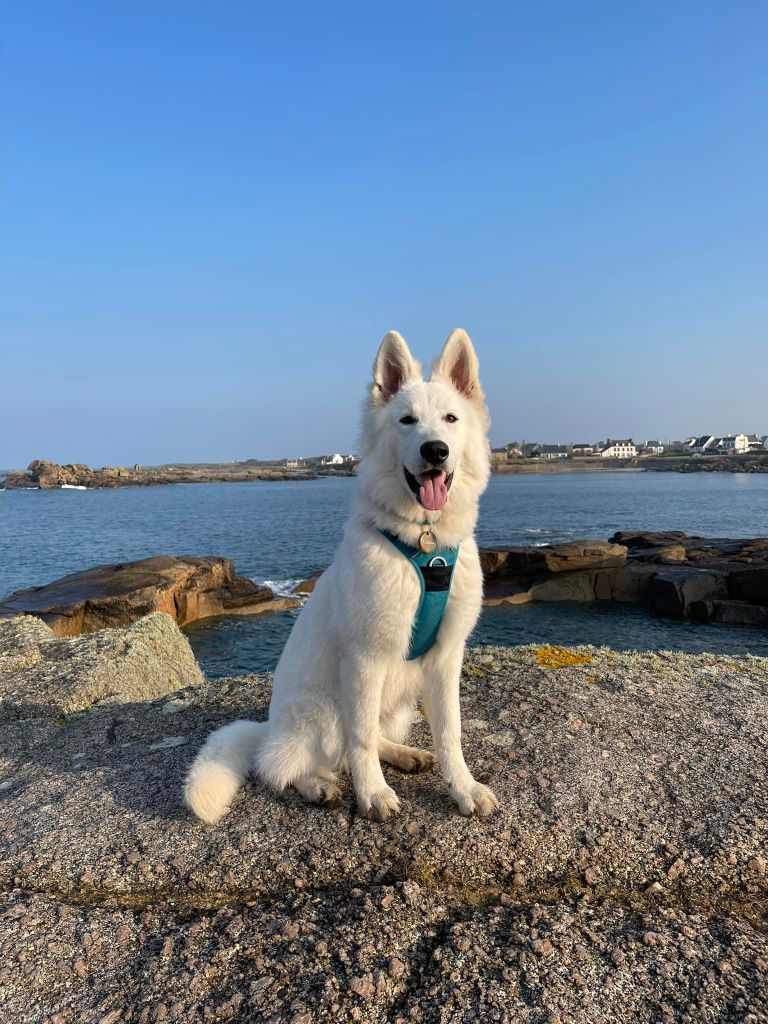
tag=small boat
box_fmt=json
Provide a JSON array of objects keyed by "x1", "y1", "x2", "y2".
[{"x1": 61, "y1": 484, "x2": 87, "y2": 490}]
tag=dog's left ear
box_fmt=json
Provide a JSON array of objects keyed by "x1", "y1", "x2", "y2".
[{"x1": 431, "y1": 328, "x2": 483, "y2": 402}]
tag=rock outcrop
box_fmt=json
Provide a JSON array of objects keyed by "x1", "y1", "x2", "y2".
[
  {"x1": 479, "y1": 540, "x2": 627, "y2": 577},
  {"x1": 0, "y1": 612, "x2": 203, "y2": 719},
  {"x1": 2, "y1": 459, "x2": 324, "y2": 489},
  {"x1": 0, "y1": 624, "x2": 766, "y2": 1022},
  {"x1": 482, "y1": 531, "x2": 768, "y2": 625},
  {"x1": 0, "y1": 556, "x2": 299, "y2": 637}
]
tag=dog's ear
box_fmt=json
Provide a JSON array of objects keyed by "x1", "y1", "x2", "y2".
[
  {"x1": 431, "y1": 328, "x2": 483, "y2": 402},
  {"x1": 372, "y1": 332, "x2": 421, "y2": 403}
]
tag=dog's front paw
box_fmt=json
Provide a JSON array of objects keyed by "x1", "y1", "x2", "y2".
[
  {"x1": 451, "y1": 780, "x2": 499, "y2": 817},
  {"x1": 359, "y1": 786, "x2": 401, "y2": 822}
]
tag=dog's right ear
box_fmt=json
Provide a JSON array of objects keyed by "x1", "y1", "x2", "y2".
[{"x1": 371, "y1": 332, "x2": 421, "y2": 403}]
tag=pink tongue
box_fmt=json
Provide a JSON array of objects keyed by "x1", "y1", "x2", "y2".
[{"x1": 419, "y1": 472, "x2": 448, "y2": 511}]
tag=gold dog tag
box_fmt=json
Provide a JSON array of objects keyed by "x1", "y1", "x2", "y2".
[{"x1": 418, "y1": 529, "x2": 437, "y2": 554}]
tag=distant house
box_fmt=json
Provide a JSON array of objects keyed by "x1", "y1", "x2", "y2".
[
  {"x1": 687, "y1": 435, "x2": 716, "y2": 454},
  {"x1": 317, "y1": 453, "x2": 357, "y2": 466},
  {"x1": 571, "y1": 444, "x2": 594, "y2": 456},
  {"x1": 540, "y1": 444, "x2": 568, "y2": 459},
  {"x1": 521, "y1": 443, "x2": 542, "y2": 458},
  {"x1": 490, "y1": 447, "x2": 509, "y2": 463},
  {"x1": 506, "y1": 443, "x2": 523, "y2": 458},
  {"x1": 642, "y1": 441, "x2": 664, "y2": 456},
  {"x1": 600, "y1": 439, "x2": 637, "y2": 458},
  {"x1": 746, "y1": 434, "x2": 765, "y2": 452},
  {"x1": 716, "y1": 434, "x2": 749, "y2": 455},
  {"x1": 282, "y1": 458, "x2": 299, "y2": 468}
]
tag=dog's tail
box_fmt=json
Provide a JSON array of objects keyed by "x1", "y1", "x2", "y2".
[{"x1": 183, "y1": 720, "x2": 267, "y2": 824}]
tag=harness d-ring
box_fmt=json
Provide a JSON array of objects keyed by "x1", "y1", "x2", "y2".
[{"x1": 427, "y1": 555, "x2": 448, "y2": 567}]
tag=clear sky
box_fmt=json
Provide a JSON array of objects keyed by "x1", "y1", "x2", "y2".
[{"x1": 2, "y1": 1, "x2": 766, "y2": 467}]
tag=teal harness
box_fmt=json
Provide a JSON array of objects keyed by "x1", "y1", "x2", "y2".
[{"x1": 379, "y1": 529, "x2": 459, "y2": 660}]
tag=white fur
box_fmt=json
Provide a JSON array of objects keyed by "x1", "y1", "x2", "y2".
[{"x1": 183, "y1": 329, "x2": 498, "y2": 822}]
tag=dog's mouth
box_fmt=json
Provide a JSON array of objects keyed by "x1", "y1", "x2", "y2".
[{"x1": 404, "y1": 467, "x2": 454, "y2": 511}]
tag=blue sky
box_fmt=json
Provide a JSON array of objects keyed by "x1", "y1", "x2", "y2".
[{"x1": 2, "y1": 1, "x2": 767, "y2": 466}]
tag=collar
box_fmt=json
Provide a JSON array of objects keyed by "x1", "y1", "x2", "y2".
[{"x1": 379, "y1": 528, "x2": 459, "y2": 566}]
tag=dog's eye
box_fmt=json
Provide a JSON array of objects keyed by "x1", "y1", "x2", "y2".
[
  {"x1": 399, "y1": 415, "x2": 417, "y2": 425},
  {"x1": 445, "y1": 414, "x2": 458, "y2": 423}
]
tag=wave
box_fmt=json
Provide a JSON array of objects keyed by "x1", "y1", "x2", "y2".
[{"x1": 258, "y1": 577, "x2": 305, "y2": 597}]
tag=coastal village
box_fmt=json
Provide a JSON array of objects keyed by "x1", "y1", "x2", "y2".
[
  {"x1": 489, "y1": 433, "x2": 768, "y2": 464},
  {"x1": 3, "y1": 433, "x2": 768, "y2": 490},
  {"x1": 279, "y1": 433, "x2": 768, "y2": 469}
]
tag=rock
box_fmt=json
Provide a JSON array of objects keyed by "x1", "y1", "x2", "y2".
[
  {"x1": 484, "y1": 564, "x2": 657, "y2": 606},
  {"x1": 292, "y1": 572, "x2": 323, "y2": 594},
  {"x1": 0, "y1": 555, "x2": 299, "y2": 637},
  {"x1": 2, "y1": 459, "x2": 323, "y2": 489},
  {"x1": 609, "y1": 531, "x2": 688, "y2": 549},
  {"x1": 649, "y1": 568, "x2": 728, "y2": 619},
  {"x1": 482, "y1": 580, "x2": 538, "y2": 606},
  {"x1": 529, "y1": 571, "x2": 600, "y2": 602},
  {"x1": 628, "y1": 545, "x2": 688, "y2": 564},
  {"x1": 0, "y1": 612, "x2": 203, "y2": 719},
  {"x1": 1, "y1": 643, "x2": 767, "y2": 1021},
  {"x1": 728, "y1": 567, "x2": 768, "y2": 604},
  {"x1": 594, "y1": 564, "x2": 658, "y2": 601},
  {"x1": 480, "y1": 540, "x2": 627, "y2": 577},
  {"x1": 690, "y1": 600, "x2": 768, "y2": 627}
]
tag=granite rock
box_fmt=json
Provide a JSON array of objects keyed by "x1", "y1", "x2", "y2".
[{"x1": 1, "y1": 640, "x2": 766, "y2": 1022}]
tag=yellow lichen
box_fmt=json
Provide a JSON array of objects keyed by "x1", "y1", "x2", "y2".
[{"x1": 536, "y1": 645, "x2": 593, "y2": 669}]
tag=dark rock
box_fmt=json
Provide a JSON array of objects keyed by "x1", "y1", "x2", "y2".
[
  {"x1": 529, "y1": 571, "x2": 600, "y2": 602},
  {"x1": 609, "y1": 531, "x2": 688, "y2": 549},
  {"x1": 691, "y1": 599, "x2": 768, "y2": 627},
  {"x1": 0, "y1": 556, "x2": 299, "y2": 637},
  {"x1": 594, "y1": 564, "x2": 657, "y2": 601},
  {"x1": 649, "y1": 569, "x2": 728, "y2": 619},
  {"x1": 482, "y1": 580, "x2": 540, "y2": 606},
  {"x1": 728, "y1": 567, "x2": 768, "y2": 604}
]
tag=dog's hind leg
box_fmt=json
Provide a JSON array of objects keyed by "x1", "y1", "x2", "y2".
[
  {"x1": 379, "y1": 737, "x2": 434, "y2": 774},
  {"x1": 292, "y1": 768, "x2": 342, "y2": 808}
]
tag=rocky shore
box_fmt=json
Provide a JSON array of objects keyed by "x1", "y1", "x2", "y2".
[
  {"x1": 2, "y1": 533, "x2": 767, "y2": 642},
  {"x1": 0, "y1": 556, "x2": 299, "y2": 637},
  {"x1": 0, "y1": 613, "x2": 766, "y2": 1022},
  {"x1": 5, "y1": 455, "x2": 768, "y2": 489},
  {"x1": 494, "y1": 454, "x2": 768, "y2": 474},
  {"x1": 1, "y1": 460, "x2": 354, "y2": 490},
  {"x1": 482, "y1": 532, "x2": 768, "y2": 627}
]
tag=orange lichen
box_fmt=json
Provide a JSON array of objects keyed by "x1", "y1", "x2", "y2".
[{"x1": 536, "y1": 645, "x2": 593, "y2": 669}]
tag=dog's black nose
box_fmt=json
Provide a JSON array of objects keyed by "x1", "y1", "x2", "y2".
[{"x1": 420, "y1": 440, "x2": 449, "y2": 466}]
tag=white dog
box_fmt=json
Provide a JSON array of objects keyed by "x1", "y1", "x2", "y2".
[{"x1": 183, "y1": 329, "x2": 498, "y2": 822}]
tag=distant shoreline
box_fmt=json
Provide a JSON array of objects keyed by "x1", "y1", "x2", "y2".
[{"x1": 3, "y1": 452, "x2": 768, "y2": 490}]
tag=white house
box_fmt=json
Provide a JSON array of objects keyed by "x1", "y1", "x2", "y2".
[
  {"x1": 687, "y1": 435, "x2": 716, "y2": 454},
  {"x1": 716, "y1": 434, "x2": 749, "y2": 455},
  {"x1": 600, "y1": 439, "x2": 637, "y2": 458},
  {"x1": 747, "y1": 434, "x2": 765, "y2": 452},
  {"x1": 540, "y1": 444, "x2": 568, "y2": 459},
  {"x1": 571, "y1": 444, "x2": 594, "y2": 456},
  {"x1": 643, "y1": 441, "x2": 664, "y2": 455}
]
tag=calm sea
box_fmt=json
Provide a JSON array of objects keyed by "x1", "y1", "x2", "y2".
[{"x1": 2, "y1": 472, "x2": 767, "y2": 675}]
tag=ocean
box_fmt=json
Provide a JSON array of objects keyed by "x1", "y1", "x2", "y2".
[{"x1": 2, "y1": 471, "x2": 768, "y2": 675}]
